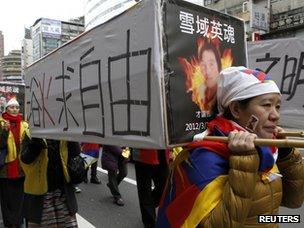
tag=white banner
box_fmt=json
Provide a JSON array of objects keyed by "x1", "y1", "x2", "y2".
[
  {"x1": 26, "y1": 0, "x2": 245, "y2": 148},
  {"x1": 26, "y1": 0, "x2": 165, "y2": 148},
  {"x1": 248, "y1": 38, "x2": 304, "y2": 129}
]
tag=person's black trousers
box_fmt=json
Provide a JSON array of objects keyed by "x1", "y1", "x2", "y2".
[
  {"x1": 90, "y1": 161, "x2": 97, "y2": 177},
  {"x1": 135, "y1": 159, "x2": 169, "y2": 228},
  {"x1": 0, "y1": 177, "x2": 25, "y2": 227},
  {"x1": 107, "y1": 159, "x2": 128, "y2": 199}
]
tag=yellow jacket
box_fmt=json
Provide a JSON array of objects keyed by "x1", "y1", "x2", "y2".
[
  {"x1": 0, "y1": 117, "x2": 29, "y2": 163},
  {"x1": 21, "y1": 140, "x2": 71, "y2": 195}
]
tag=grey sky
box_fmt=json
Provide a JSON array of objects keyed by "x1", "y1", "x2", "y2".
[{"x1": 0, "y1": 0, "x2": 85, "y2": 55}]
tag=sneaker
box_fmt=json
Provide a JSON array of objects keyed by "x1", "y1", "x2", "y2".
[
  {"x1": 74, "y1": 186, "x2": 82, "y2": 193},
  {"x1": 114, "y1": 197, "x2": 124, "y2": 206},
  {"x1": 90, "y1": 176, "x2": 101, "y2": 184}
]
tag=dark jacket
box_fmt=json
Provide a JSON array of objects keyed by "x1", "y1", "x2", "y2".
[
  {"x1": 102, "y1": 145, "x2": 129, "y2": 171},
  {"x1": 20, "y1": 137, "x2": 80, "y2": 223}
]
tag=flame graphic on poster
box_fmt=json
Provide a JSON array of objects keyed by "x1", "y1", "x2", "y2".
[{"x1": 178, "y1": 38, "x2": 233, "y2": 112}]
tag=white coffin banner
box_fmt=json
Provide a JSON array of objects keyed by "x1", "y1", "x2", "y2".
[
  {"x1": 26, "y1": 0, "x2": 165, "y2": 148},
  {"x1": 26, "y1": 0, "x2": 246, "y2": 148}
]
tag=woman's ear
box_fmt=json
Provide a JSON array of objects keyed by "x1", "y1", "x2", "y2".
[{"x1": 229, "y1": 101, "x2": 241, "y2": 120}]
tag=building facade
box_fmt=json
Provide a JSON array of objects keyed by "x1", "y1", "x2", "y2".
[
  {"x1": 85, "y1": 0, "x2": 140, "y2": 31},
  {"x1": 2, "y1": 50, "x2": 22, "y2": 82},
  {"x1": 31, "y1": 17, "x2": 85, "y2": 62},
  {"x1": 84, "y1": 0, "x2": 205, "y2": 31},
  {"x1": 203, "y1": 0, "x2": 269, "y2": 40},
  {"x1": 263, "y1": 0, "x2": 304, "y2": 39},
  {"x1": 21, "y1": 28, "x2": 33, "y2": 78},
  {"x1": 204, "y1": 0, "x2": 304, "y2": 40},
  {"x1": 0, "y1": 31, "x2": 4, "y2": 81}
]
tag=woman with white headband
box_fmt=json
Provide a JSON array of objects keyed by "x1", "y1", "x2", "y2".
[
  {"x1": 156, "y1": 66, "x2": 304, "y2": 228},
  {"x1": 0, "y1": 98, "x2": 29, "y2": 227}
]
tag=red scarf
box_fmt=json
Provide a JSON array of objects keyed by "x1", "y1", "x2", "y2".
[{"x1": 2, "y1": 112, "x2": 23, "y2": 178}]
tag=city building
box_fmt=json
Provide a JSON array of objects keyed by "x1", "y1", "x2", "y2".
[
  {"x1": 21, "y1": 28, "x2": 33, "y2": 75},
  {"x1": 31, "y1": 17, "x2": 85, "y2": 62},
  {"x1": 203, "y1": 0, "x2": 269, "y2": 40},
  {"x1": 84, "y1": 0, "x2": 205, "y2": 31},
  {"x1": 85, "y1": 0, "x2": 140, "y2": 31},
  {"x1": 262, "y1": 0, "x2": 304, "y2": 39},
  {"x1": 2, "y1": 50, "x2": 22, "y2": 82},
  {"x1": 0, "y1": 31, "x2": 4, "y2": 81},
  {"x1": 203, "y1": 0, "x2": 304, "y2": 41}
]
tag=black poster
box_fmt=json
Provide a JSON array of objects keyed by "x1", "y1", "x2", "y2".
[
  {"x1": 0, "y1": 82, "x2": 25, "y2": 117},
  {"x1": 164, "y1": 0, "x2": 247, "y2": 145}
]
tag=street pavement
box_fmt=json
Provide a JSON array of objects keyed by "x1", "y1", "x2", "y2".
[
  {"x1": 0, "y1": 161, "x2": 303, "y2": 228},
  {"x1": 76, "y1": 163, "x2": 143, "y2": 228},
  {"x1": 76, "y1": 163, "x2": 304, "y2": 228}
]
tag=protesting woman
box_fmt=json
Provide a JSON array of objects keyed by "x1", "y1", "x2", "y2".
[
  {"x1": 0, "y1": 98, "x2": 28, "y2": 228},
  {"x1": 20, "y1": 138, "x2": 80, "y2": 227},
  {"x1": 156, "y1": 66, "x2": 304, "y2": 227}
]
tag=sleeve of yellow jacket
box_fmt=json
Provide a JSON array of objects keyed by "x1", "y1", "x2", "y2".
[
  {"x1": 277, "y1": 148, "x2": 304, "y2": 208},
  {"x1": 200, "y1": 150, "x2": 260, "y2": 228}
]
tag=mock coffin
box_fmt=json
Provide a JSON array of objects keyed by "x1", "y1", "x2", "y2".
[{"x1": 25, "y1": 0, "x2": 246, "y2": 148}]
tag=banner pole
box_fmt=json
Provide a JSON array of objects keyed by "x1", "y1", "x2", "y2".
[{"x1": 203, "y1": 136, "x2": 304, "y2": 148}]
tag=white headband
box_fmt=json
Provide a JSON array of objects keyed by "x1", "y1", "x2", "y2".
[{"x1": 217, "y1": 66, "x2": 281, "y2": 115}]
